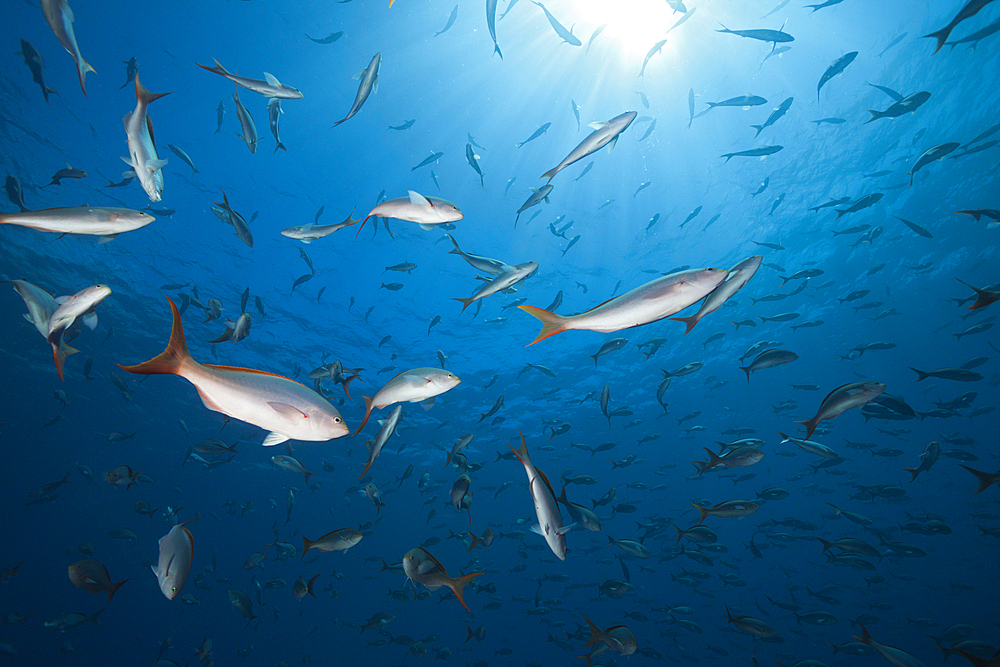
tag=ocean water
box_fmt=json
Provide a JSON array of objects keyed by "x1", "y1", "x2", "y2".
[{"x1": 1, "y1": 0, "x2": 999, "y2": 664}]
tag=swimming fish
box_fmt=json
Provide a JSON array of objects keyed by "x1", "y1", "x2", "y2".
[
  {"x1": 152, "y1": 518, "x2": 198, "y2": 600},
  {"x1": 232, "y1": 89, "x2": 259, "y2": 153},
  {"x1": 357, "y1": 191, "x2": 462, "y2": 236},
  {"x1": 541, "y1": 111, "x2": 636, "y2": 182},
  {"x1": 335, "y1": 53, "x2": 380, "y2": 126},
  {"x1": 196, "y1": 59, "x2": 303, "y2": 98},
  {"x1": 533, "y1": 2, "x2": 581, "y2": 46},
  {"x1": 352, "y1": 367, "x2": 460, "y2": 436},
  {"x1": 41, "y1": 0, "x2": 95, "y2": 95}
]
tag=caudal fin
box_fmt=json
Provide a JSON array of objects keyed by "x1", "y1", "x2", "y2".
[
  {"x1": 451, "y1": 296, "x2": 476, "y2": 313},
  {"x1": 508, "y1": 431, "x2": 531, "y2": 467},
  {"x1": 76, "y1": 57, "x2": 96, "y2": 97},
  {"x1": 923, "y1": 27, "x2": 951, "y2": 55},
  {"x1": 52, "y1": 337, "x2": 80, "y2": 381},
  {"x1": 581, "y1": 616, "x2": 605, "y2": 647},
  {"x1": 518, "y1": 305, "x2": 569, "y2": 345},
  {"x1": 692, "y1": 501, "x2": 710, "y2": 524},
  {"x1": 301, "y1": 536, "x2": 314, "y2": 561},
  {"x1": 119, "y1": 297, "x2": 190, "y2": 376},
  {"x1": 902, "y1": 466, "x2": 921, "y2": 483},
  {"x1": 351, "y1": 396, "x2": 375, "y2": 437},
  {"x1": 134, "y1": 75, "x2": 171, "y2": 107},
  {"x1": 908, "y1": 367, "x2": 930, "y2": 382},
  {"x1": 793, "y1": 418, "x2": 818, "y2": 439},
  {"x1": 449, "y1": 571, "x2": 484, "y2": 611},
  {"x1": 668, "y1": 314, "x2": 699, "y2": 335},
  {"x1": 540, "y1": 167, "x2": 558, "y2": 182},
  {"x1": 961, "y1": 465, "x2": 1000, "y2": 494},
  {"x1": 107, "y1": 579, "x2": 129, "y2": 604}
]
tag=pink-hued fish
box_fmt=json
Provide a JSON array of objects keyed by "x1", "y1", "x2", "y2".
[
  {"x1": 352, "y1": 367, "x2": 460, "y2": 436},
  {"x1": 355, "y1": 191, "x2": 462, "y2": 238},
  {"x1": 0, "y1": 207, "x2": 154, "y2": 236},
  {"x1": 670, "y1": 255, "x2": 762, "y2": 334},
  {"x1": 518, "y1": 267, "x2": 728, "y2": 345},
  {"x1": 41, "y1": 0, "x2": 95, "y2": 95},
  {"x1": 122, "y1": 76, "x2": 171, "y2": 203},
  {"x1": 152, "y1": 518, "x2": 198, "y2": 600},
  {"x1": 119, "y1": 298, "x2": 348, "y2": 446},
  {"x1": 47, "y1": 284, "x2": 111, "y2": 381},
  {"x1": 795, "y1": 381, "x2": 886, "y2": 439}
]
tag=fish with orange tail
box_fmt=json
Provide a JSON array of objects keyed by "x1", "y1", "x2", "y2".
[
  {"x1": 351, "y1": 367, "x2": 460, "y2": 436},
  {"x1": 401, "y1": 547, "x2": 483, "y2": 612}
]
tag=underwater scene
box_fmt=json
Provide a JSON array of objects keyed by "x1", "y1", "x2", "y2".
[{"x1": 1, "y1": 0, "x2": 1000, "y2": 664}]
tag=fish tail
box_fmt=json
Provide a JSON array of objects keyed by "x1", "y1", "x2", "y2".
[
  {"x1": 668, "y1": 314, "x2": 699, "y2": 335},
  {"x1": 853, "y1": 623, "x2": 873, "y2": 646},
  {"x1": 451, "y1": 296, "x2": 475, "y2": 313},
  {"x1": 793, "y1": 418, "x2": 817, "y2": 439},
  {"x1": 692, "y1": 502, "x2": 710, "y2": 524},
  {"x1": 589, "y1": 353, "x2": 599, "y2": 367},
  {"x1": 517, "y1": 305, "x2": 568, "y2": 345},
  {"x1": 134, "y1": 74, "x2": 171, "y2": 107},
  {"x1": 301, "y1": 536, "x2": 313, "y2": 560},
  {"x1": 961, "y1": 465, "x2": 1000, "y2": 494},
  {"x1": 923, "y1": 28, "x2": 950, "y2": 55},
  {"x1": 275, "y1": 142, "x2": 287, "y2": 153},
  {"x1": 581, "y1": 616, "x2": 604, "y2": 647},
  {"x1": 750, "y1": 124, "x2": 763, "y2": 138},
  {"x1": 107, "y1": 579, "x2": 129, "y2": 604},
  {"x1": 493, "y1": 42, "x2": 503, "y2": 60},
  {"x1": 508, "y1": 431, "x2": 531, "y2": 467},
  {"x1": 450, "y1": 571, "x2": 484, "y2": 611},
  {"x1": 445, "y1": 234, "x2": 462, "y2": 254},
  {"x1": 76, "y1": 57, "x2": 96, "y2": 97},
  {"x1": 351, "y1": 396, "x2": 375, "y2": 437},
  {"x1": 739, "y1": 365, "x2": 752, "y2": 383},
  {"x1": 354, "y1": 215, "x2": 373, "y2": 240},
  {"x1": 540, "y1": 167, "x2": 557, "y2": 181},
  {"x1": 119, "y1": 297, "x2": 190, "y2": 376},
  {"x1": 901, "y1": 467, "x2": 921, "y2": 483},
  {"x1": 812, "y1": 536, "x2": 833, "y2": 552},
  {"x1": 908, "y1": 367, "x2": 930, "y2": 382},
  {"x1": 52, "y1": 338, "x2": 80, "y2": 382}
]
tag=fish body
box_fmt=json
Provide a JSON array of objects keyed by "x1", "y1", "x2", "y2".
[
  {"x1": 908, "y1": 143, "x2": 960, "y2": 187},
  {"x1": 301, "y1": 528, "x2": 363, "y2": 558},
  {"x1": 520, "y1": 268, "x2": 728, "y2": 344},
  {"x1": 231, "y1": 90, "x2": 259, "y2": 153},
  {"x1": 670, "y1": 255, "x2": 762, "y2": 334},
  {"x1": 541, "y1": 111, "x2": 636, "y2": 182},
  {"x1": 452, "y1": 262, "x2": 538, "y2": 312},
  {"x1": 152, "y1": 519, "x2": 196, "y2": 600},
  {"x1": 445, "y1": 234, "x2": 512, "y2": 275},
  {"x1": 533, "y1": 2, "x2": 581, "y2": 45},
  {"x1": 359, "y1": 405, "x2": 402, "y2": 478},
  {"x1": 865, "y1": 92, "x2": 930, "y2": 123},
  {"x1": 411, "y1": 152, "x2": 444, "y2": 171},
  {"x1": 41, "y1": 0, "x2": 95, "y2": 95},
  {"x1": 359, "y1": 191, "x2": 461, "y2": 236},
  {"x1": 281, "y1": 215, "x2": 359, "y2": 243},
  {"x1": 510, "y1": 433, "x2": 569, "y2": 560},
  {"x1": 517, "y1": 123, "x2": 551, "y2": 148},
  {"x1": 739, "y1": 349, "x2": 798, "y2": 382},
  {"x1": 835, "y1": 193, "x2": 883, "y2": 219},
  {"x1": 465, "y1": 144, "x2": 485, "y2": 187},
  {"x1": 68, "y1": 559, "x2": 128, "y2": 603},
  {"x1": 716, "y1": 25, "x2": 794, "y2": 45},
  {"x1": 721, "y1": 146, "x2": 783, "y2": 162},
  {"x1": 903, "y1": 441, "x2": 940, "y2": 482},
  {"x1": 196, "y1": 59, "x2": 302, "y2": 98},
  {"x1": 817, "y1": 52, "x2": 857, "y2": 101},
  {"x1": 751, "y1": 97, "x2": 793, "y2": 137},
  {"x1": 167, "y1": 144, "x2": 198, "y2": 174},
  {"x1": 122, "y1": 76, "x2": 170, "y2": 202},
  {"x1": 18, "y1": 39, "x2": 58, "y2": 103},
  {"x1": 924, "y1": 0, "x2": 997, "y2": 54},
  {"x1": 796, "y1": 382, "x2": 886, "y2": 438},
  {"x1": 214, "y1": 100, "x2": 225, "y2": 133},
  {"x1": 352, "y1": 368, "x2": 460, "y2": 435},
  {"x1": 515, "y1": 185, "x2": 553, "y2": 225},
  {"x1": 486, "y1": 0, "x2": 503, "y2": 58},
  {"x1": 120, "y1": 299, "x2": 347, "y2": 445},
  {"x1": 268, "y1": 98, "x2": 286, "y2": 152},
  {"x1": 335, "y1": 53, "x2": 380, "y2": 126},
  {"x1": 435, "y1": 5, "x2": 459, "y2": 36},
  {"x1": 708, "y1": 95, "x2": 767, "y2": 109},
  {"x1": 402, "y1": 548, "x2": 483, "y2": 611},
  {"x1": 214, "y1": 191, "x2": 253, "y2": 247}
]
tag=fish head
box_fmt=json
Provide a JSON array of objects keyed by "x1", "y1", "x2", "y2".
[
  {"x1": 686, "y1": 267, "x2": 729, "y2": 290},
  {"x1": 309, "y1": 404, "x2": 349, "y2": 440},
  {"x1": 427, "y1": 197, "x2": 463, "y2": 223}
]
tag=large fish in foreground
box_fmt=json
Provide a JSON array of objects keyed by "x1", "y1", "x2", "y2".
[
  {"x1": 795, "y1": 381, "x2": 886, "y2": 438},
  {"x1": 518, "y1": 267, "x2": 728, "y2": 344},
  {"x1": 335, "y1": 53, "x2": 380, "y2": 127},
  {"x1": 123, "y1": 76, "x2": 171, "y2": 202},
  {"x1": 541, "y1": 111, "x2": 637, "y2": 182},
  {"x1": 0, "y1": 207, "x2": 154, "y2": 237},
  {"x1": 510, "y1": 432, "x2": 570, "y2": 560},
  {"x1": 41, "y1": 0, "x2": 95, "y2": 95},
  {"x1": 120, "y1": 298, "x2": 348, "y2": 446},
  {"x1": 356, "y1": 191, "x2": 462, "y2": 236}
]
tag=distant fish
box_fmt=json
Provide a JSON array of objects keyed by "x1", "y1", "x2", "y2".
[
  {"x1": 806, "y1": 0, "x2": 845, "y2": 11},
  {"x1": 486, "y1": 0, "x2": 503, "y2": 58},
  {"x1": 541, "y1": 111, "x2": 636, "y2": 182},
  {"x1": 214, "y1": 100, "x2": 225, "y2": 134},
  {"x1": 716, "y1": 24, "x2": 794, "y2": 48},
  {"x1": 866, "y1": 82, "x2": 903, "y2": 101},
  {"x1": 865, "y1": 91, "x2": 930, "y2": 124},
  {"x1": 515, "y1": 185, "x2": 553, "y2": 226},
  {"x1": 907, "y1": 142, "x2": 960, "y2": 188},
  {"x1": 517, "y1": 123, "x2": 551, "y2": 148},
  {"x1": 267, "y1": 98, "x2": 286, "y2": 152},
  {"x1": 304, "y1": 31, "x2": 344, "y2": 44},
  {"x1": 586, "y1": 24, "x2": 607, "y2": 53},
  {"x1": 388, "y1": 119, "x2": 415, "y2": 131},
  {"x1": 751, "y1": 97, "x2": 792, "y2": 138},
  {"x1": 434, "y1": 5, "x2": 458, "y2": 36},
  {"x1": 282, "y1": 214, "x2": 360, "y2": 243},
  {"x1": 41, "y1": 0, "x2": 95, "y2": 96},
  {"x1": 17, "y1": 40, "x2": 58, "y2": 104},
  {"x1": 167, "y1": 144, "x2": 198, "y2": 175},
  {"x1": 231, "y1": 90, "x2": 259, "y2": 153},
  {"x1": 411, "y1": 151, "x2": 443, "y2": 171},
  {"x1": 817, "y1": 52, "x2": 857, "y2": 102},
  {"x1": 707, "y1": 95, "x2": 767, "y2": 109},
  {"x1": 877, "y1": 32, "x2": 907, "y2": 57},
  {"x1": 357, "y1": 191, "x2": 462, "y2": 236},
  {"x1": 196, "y1": 59, "x2": 303, "y2": 98},
  {"x1": 334, "y1": 53, "x2": 380, "y2": 126},
  {"x1": 721, "y1": 146, "x2": 783, "y2": 163},
  {"x1": 465, "y1": 144, "x2": 485, "y2": 188},
  {"x1": 945, "y1": 17, "x2": 1000, "y2": 50},
  {"x1": 533, "y1": 2, "x2": 581, "y2": 45}
]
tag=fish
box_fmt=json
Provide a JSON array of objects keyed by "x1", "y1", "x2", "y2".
[
  {"x1": 4, "y1": 279, "x2": 58, "y2": 340},
  {"x1": 867, "y1": 82, "x2": 903, "y2": 101},
  {"x1": 281, "y1": 213, "x2": 360, "y2": 243},
  {"x1": 452, "y1": 262, "x2": 539, "y2": 312},
  {"x1": 716, "y1": 24, "x2": 795, "y2": 47},
  {"x1": 47, "y1": 284, "x2": 111, "y2": 380},
  {"x1": 519, "y1": 267, "x2": 728, "y2": 344},
  {"x1": 692, "y1": 499, "x2": 759, "y2": 523},
  {"x1": 305, "y1": 31, "x2": 344, "y2": 44},
  {"x1": 589, "y1": 338, "x2": 629, "y2": 366},
  {"x1": 41, "y1": 0, "x2": 95, "y2": 95},
  {"x1": 17, "y1": 40, "x2": 58, "y2": 104},
  {"x1": 688, "y1": 88, "x2": 695, "y2": 128},
  {"x1": 834, "y1": 193, "x2": 883, "y2": 219},
  {"x1": 214, "y1": 100, "x2": 225, "y2": 134},
  {"x1": 739, "y1": 349, "x2": 799, "y2": 382},
  {"x1": 388, "y1": 119, "x2": 415, "y2": 131},
  {"x1": 796, "y1": 382, "x2": 886, "y2": 438},
  {"x1": 292, "y1": 574, "x2": 320, "y2": 600},
  {"x1": 909, "y1": 367, "x2": 983, "y2": 382},
  {"x1": 401, "y1": 548, "x2": 483, "y2": 611},
  {"x1": 707, "y1": 95, "x2": 768, "y2": 109},
  {"x1": 586, "y1": 25, "x2": 607, "y2": 53},
  {"x1": 167, "y1": 144, "x2": 198, "y2": 175},
  {"x1": 865, "y1": 91, "x2": 931, "y2": 123},
  {"x1": 666, "y1": 6, "x2": 697, "y2": 34},
  {"x1": 517, "y1": 123, "x2": 551, "y2": 148},
  {"x1": 509, "y1": 433, "x2": 570, "y2": 560},
  {"x1": 68, "y1": 559, "x2": 128, "y2": 603},
  {"x1": 214, "y1": 190, "x2": 254, "y2": 247},
  {"x1": 43, "y1": 166, "x2": 86, "y2": 187},
  {"x1": 721, "y1": 146, "x2": 783, "y2": 162},
  {"x1": 894, "y1": 216, "x2": 933, "y2": 238},
  {"x1": 582, "y1": 617, "x2": 638, "y2": 656},
  {"x1": 268, "y1": 98, "x2": 286, "y2": 152},
  {"x1": 465, "y1": 144, "x2": 485, "y2": 187},
  {"x1": 638, "y1": 40, "x2": 668, "y2": 78},
  {"x1": 541, "y1": 111, "x2": 636, "y2": 182},
  {"x1": 120, "y1": 298, "x2": 348, "y2": 446},
  {"x1": 301, "y1": 528, "x2": 363, "y2": 559},
  {"x1": 434, "y1": 5, "x2": 459, "y2": 36},
  {"x1": 357, "y1": 191, "x2": 461, "y2": 236},
  {"x1": 152, "y1": 518, "x2": 198, "y2": 600},
  {"x1": 751, "y1": 97, "x2": 793, "y2": 138},
  {"x1": 817, "y1": 52, "x2": 858, "y2": 101},
  {"x1": 515, "y1": 186, "x2": 553, "y2": 226},
  {"x1": 411, "y1": 152, "x2": 444, "y2": 171},
  {"x1": 335, "y1": 53, "x2": 380, "y2": 126},
  {"x1": 122, "y1": 74, "x2": 172, "y2": 202},
  {"x1": 445, "y1": 234, "x2": 512, "y2": 274},
  {"x1": 231, "y1": 90, "x2": 259, "y2": 153},
  {"x1": 486, "y1": 0, "x2": 503, "y2": 58},
  {"x1": 5, "y1": 175, "x2": 29, "y2": 212},
  {"x1": 853, "y1": 625, "x2": 928, "y2": 667},
  {"x1": 358, "y1": 405, "x2": 402, "y2": 478},
  {"x1": 924, "y1": 0, "x2": 997, "y2": 54},
  {"x1": 907, "y1": 143, "x2": 960, "y2": 187},
  {"x1": 533, "y1": 2, "x2": 581, "y2": 45},
  {"x1": 902, "y1": 441, "x2": 941, "y2": 482},
  {"x1": 196, "y1": 59, "x2": 303, "y2": 98},
  {"x1": 352, "y1": 368, "x2": 460, "y2": 436}
]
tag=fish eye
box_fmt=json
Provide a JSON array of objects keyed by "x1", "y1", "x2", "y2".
[{"x1": 334, "y1": 417, "x2": 342, "y2": 423}]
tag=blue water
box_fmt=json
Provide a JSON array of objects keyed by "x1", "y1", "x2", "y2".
[{"x1": 2, "y1": 0, "x2": 999, "y2": 664}]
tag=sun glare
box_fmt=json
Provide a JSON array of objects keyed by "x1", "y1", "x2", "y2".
[{"x1": 571, "y1": 0, "x2": 682, "y2": 61}]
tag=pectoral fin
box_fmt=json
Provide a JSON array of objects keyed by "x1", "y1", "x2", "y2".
[
  {"x1": 268, "y1": 402, "x2": 308, "y2": 420},
  {"x1": 263, "y1": 431, "x2": 291, "y2": 446},
  {"x1": 420, "y1": 396, "x2": 436, "y2": 410},
  {"x1": 146, "y1": 158, "x2": 169, "y2": 173}
]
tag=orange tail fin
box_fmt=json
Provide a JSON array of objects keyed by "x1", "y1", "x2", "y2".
[
  {"x1": 351, "y1": 396, "x2": 375, "y2": 437},
  {"x1": 449, "y1": 572, "x2": 484, "y2": 611},
  {"x1": 692, "y1": 502, "x2": 710, "y2": 524},
  {"x1": 135, "y1": 75, "x2": 171, "y2": 107},
  {"x1": 119, "y1": 297, "x2": 190, "y2": 375},
  {"x1": 668, "y1": 314, "x2": 699, "y2": 335},
  {"x1": 517, "y1": 305, "x2": 568, "y2": 345}
]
